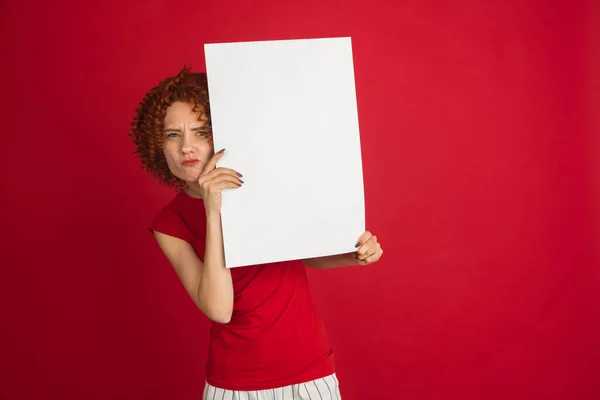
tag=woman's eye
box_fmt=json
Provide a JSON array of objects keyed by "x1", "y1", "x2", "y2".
[
  {"x1": 196, "y1": 131, "x2": 208, "y2": 136},
  {"x1": 166, "y1": 133, "x2": 179, "y2": 138}
]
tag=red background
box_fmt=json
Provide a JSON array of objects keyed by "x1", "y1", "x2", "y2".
[{"x1": 1, "y1": 1, "x2": 599, "y2": 399}]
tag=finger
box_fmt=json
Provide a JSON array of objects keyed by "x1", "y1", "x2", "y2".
[
  {"x1": 198, "y1": 168, "x2": 242, "y2": 184},
  {"x1": 205, "y1": 180, "x2": 243, "y2": 193},
  {"x1": 201, "y1": 148, "x2": 225, "y2": 175},
  {"x1": 362, "y1": 252, "x2": 381, "y2": 264},
  {"x1": 211, "y1": 180, "x2": 243, "y2": 190},
  {"x1": 357, "y1": 246, "x2": 375, "y2": 261},
  {"x1": 355, "y1": 231, "x2": 372, "y2": 248},
  {"x1": 357, "y1": 245, "x2": 382, "y2": 263},
  {"x1": 358, "y1": 243, "x2": 382, "y2": 262},
  {"x1": 205, "y1": 174, "x2": 243, "y2": 188},
  {"x1": 357, "y1": 236, "x2": 377, "y2": 256},
  {"x1": 199, "y1": 167, "x2": 242, "y2": 183},
  {"x1": 211, "y1": 167, "x2": 241, "y2": 177}
]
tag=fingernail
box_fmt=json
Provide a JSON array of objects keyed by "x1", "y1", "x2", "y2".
[
  {"x1": 237, "y1": 172, "x2": 243, "y2": 177},
  {"x1": 355, "y1": 242, "x2": 362, "y2": 248},
  {"x1": 239, "y1": 179, "x2": 244, "y2": 184},
  {"x1": 218, "y1": 149, "x2": 225, "y2": 154}
]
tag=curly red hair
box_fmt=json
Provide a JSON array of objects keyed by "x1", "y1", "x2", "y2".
[{"x1": 129, "y1": 64, "x2": 213, "y2": 190}]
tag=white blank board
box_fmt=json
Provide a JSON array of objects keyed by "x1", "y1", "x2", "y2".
[{"x1": 204, "y1": 37, "x2": 365, "y2": 268}]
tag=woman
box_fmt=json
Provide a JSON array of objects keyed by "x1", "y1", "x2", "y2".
[{"x1": 129, "y1": 65, "x2": 383, "y2": 400}]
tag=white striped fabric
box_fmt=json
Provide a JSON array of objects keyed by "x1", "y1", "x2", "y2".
[{"x1": 203, "y1": 373, "x2": 342, "y2": 400}]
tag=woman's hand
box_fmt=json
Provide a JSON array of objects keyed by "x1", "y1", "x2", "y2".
[
  {"x1": 198, "y1": 149, "x2": 244, "y2": 215},
  {"x1": 354, "y1": 231, "x2": 383, "y2": 266},
  {"x1": 302, "y1": 231, "x2": 383, "y2": 269}
]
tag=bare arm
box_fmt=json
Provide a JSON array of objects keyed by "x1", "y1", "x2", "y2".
[
  {"x1": 303, "y1": 231, "x2": 383, "y2": 269},
  {"x1": 303, "y1": 252, "x2": 358, "y2": 269},
  {"x1": 153, "y1": 149, "x2": 242, "y2": 324},
  {"x1": 199, "y1": 211, "x2": 233, "y2": 322},
  {"x1": 154, "y1": 212, "x2": 233, "y2": 323}
]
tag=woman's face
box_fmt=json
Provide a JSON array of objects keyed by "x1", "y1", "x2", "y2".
[{"x1": 162, "y1": 101, "x2": 214, "y2": 184}]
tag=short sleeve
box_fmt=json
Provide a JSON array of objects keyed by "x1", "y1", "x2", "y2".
[{"x1": 148, "y1": 206, "x2": 195, "y2": 245}]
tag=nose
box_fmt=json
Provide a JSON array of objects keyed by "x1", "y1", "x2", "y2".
[{"x1": 180, "y1": 132, "x2": 194, "y2": 154}]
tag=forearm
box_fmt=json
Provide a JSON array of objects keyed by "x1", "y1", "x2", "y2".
[
  {"x1": 197, "y1": 211, "x2": 234, "y2": 323},
  {"x1": 303, "y1": 252, "x2": 358, "y2": 269}
]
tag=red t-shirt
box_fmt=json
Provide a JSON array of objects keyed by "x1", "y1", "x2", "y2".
[{"x1": 148, "y1": 190, "x2": 335, "y2": 391}]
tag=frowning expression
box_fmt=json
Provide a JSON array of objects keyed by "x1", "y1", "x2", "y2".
[{"x1": 162, "y1": 101, "x2": 213, "y2": 183}]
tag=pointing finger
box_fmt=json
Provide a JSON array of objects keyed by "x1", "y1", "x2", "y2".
[{"x1": 201, "y1": 148, "x2": 225, "y2": 175}]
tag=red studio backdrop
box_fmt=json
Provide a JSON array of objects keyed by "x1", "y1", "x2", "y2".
[{"x1": 1, "y1": 1, "x2": 598, "y2": 399}]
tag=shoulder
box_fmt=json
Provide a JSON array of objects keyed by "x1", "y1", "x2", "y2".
[
  {"x1": 148, "y1": 194, "x2": 195, "y2": 245},
  {"x1": 150, "y1": 204, "x2": 180, "y2": 227}
]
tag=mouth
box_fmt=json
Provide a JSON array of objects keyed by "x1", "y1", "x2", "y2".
[{"x1": 181, "y1": 159, "x2": 200, "y2": 167}]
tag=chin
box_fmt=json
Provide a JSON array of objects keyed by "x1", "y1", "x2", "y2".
[{"x1": 183, "y1": 172, "x2": 202, "y2": 183}]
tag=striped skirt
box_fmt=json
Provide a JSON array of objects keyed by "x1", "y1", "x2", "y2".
[{"x1": 202, "y1": 373, "x2": 342, "y2": 400}]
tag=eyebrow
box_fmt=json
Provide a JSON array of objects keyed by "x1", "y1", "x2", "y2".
[{"x1": 164, "y1": 126, "x2": 207, "y2": 133}]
